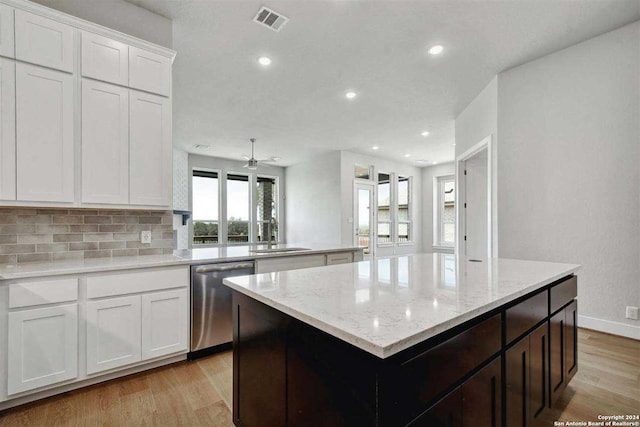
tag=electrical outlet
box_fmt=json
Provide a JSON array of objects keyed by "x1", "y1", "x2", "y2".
[
  {"x1": 626, "y1": 306, "x2": 639, "y2": 320},
  {"x1": 140, "y1": 230, "x2": 152, "y2": 244}
]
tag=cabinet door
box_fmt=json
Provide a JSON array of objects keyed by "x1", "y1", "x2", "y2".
[
  {"x1": 7, "y1": 304, "x2": 78, "y2": 395},
  {"x1": 141, "y1": 289, "x2": 188, "y2": 360},
  {"x1": 255, "y1": 254, "x2": 327, "y2": 273},
  {"x1": 549, "y1": 309, "x2": 565, "y2": 404},
  {"x1": 86, "y1": 295, "x2": 141, "y2": 374},
  {"x1": 81, "y1": 79, "x2": 129, "y2": 204},
  {"x1": 129, "y1": 89, "x2": 171, "y2": 206},
  {"x1": 16, "y1": 63, "x2": 74, "y2": 202},
  {"x1": 0, "y1": 4, "x2": 15, "y2": 59},
  {"x1": 529, "y1": 323, "x2": 549, "y2": 427},
  {"x1": 411, "y1": 388, "x2": 462, "y2": 427},
  {"x1": 565, "y1": 301, "x2": 578, "y2": 382},
  {"x1": 0, "y1": 58, "x2": 15, "y2": 200},
  {"x1": 462, "y1": 357, "x2": 501, "y2": 427},
  {"x1": 505, "y1": 336, "x2": 529, "y2": 427},
  {"x1": 15, "y1": 10, "x2": 74, "y2": 73},
  {"x1": 129, "y1": 47, "x2": 170, "y2": 96},
  {"x1": 81, "y1": 32, "x2": 128, "y2": 86}
]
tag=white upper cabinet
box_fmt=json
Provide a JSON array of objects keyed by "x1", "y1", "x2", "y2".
[
  {"x1": 81, "y1": 32, "x2": 128, "y2": 86},
  {"x1": 15, "y1": 10, "x2": 74, "y2": 73},
  {"x1": 16, "y1": 63, "x2": 74, "y2": 203},
  {"x1": 0, "y1": 4, "x2": 15, "y2": 58},
  {"x1": 141, "y1": 289, "x2": 189, "y2": 360},
  {"x1": 82, "y1": 79, "x2": 129, "y2": 204},
  {"x1": 0, "y1": 58, "x2": 15, "y2": 200},
  {"x1": 130, "y1": 90, "x2": 171, "y2": 206},
  {"x1": 129, "y1": 46, "x2": 171, "y2": 96}
]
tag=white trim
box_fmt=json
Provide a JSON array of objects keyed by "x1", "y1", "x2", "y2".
[
  {"x1": 353, "y1": 180, "x2": 375, "y2": 256},
  {"x1": 456, "y1": 135, "x2": 497, "y2": 259},
  {"x1": 433, "y1": 174, "x2": 455, "y2": 248},
  {"x1": 578, "y1": 315, "x2": 640, "y2": 340}
]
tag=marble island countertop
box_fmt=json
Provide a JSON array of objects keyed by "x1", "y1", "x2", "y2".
[
  {"x1": 0, "y1": 243, "x2": 362, "y2": 280},
  {"x1": 223, "y1": 254, "x2": 580, "y2": 358}
]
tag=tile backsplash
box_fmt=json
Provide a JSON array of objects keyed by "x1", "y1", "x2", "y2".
[{"x1": 0, "y1": 208, "x2": 174, "y2": 264}]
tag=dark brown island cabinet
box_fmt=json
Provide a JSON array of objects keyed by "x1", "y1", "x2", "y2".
[{"x1": 231, "y1": 275, "x2": 578, "y2": 427}]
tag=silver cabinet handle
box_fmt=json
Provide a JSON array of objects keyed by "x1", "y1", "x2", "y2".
[{"x1": 194, "y1": 262, "x2": 255, "y2": 273}]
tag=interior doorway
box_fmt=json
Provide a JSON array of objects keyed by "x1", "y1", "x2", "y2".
[
  {"x1": 456, "y1": 135, "x2": 495, "y2": 260},
  {"x1": 354, "y1": 182, "x2": 375, "y2": 256}
]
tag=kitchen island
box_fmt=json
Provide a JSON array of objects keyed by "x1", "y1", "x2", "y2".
[{"x1": 223, "y1": 254, "x2": 580, "y2": 427}]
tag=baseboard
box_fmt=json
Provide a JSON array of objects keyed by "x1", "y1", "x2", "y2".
[{"x1": 578, "y1": 315, "x2": 640, "y2": 340}]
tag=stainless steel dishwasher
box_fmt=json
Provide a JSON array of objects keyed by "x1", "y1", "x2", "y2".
[{"x1": 190, "y1": 261, "x2": 254, "y2": 357}]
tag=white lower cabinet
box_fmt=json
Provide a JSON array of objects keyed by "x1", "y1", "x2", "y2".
[
  {"x1": 86, "y1": 295, "x2": 141, "y2": 375},
  {"x1": 7, "y1": 304, "x2": 78, "y2": 395},
  {"x1": 141, "y1": 289, "x2": 188, "y2": 360}
]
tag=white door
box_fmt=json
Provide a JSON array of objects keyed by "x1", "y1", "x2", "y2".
[
  {"x1": 0, "y1": 4, "x2": 15, "y2": 58},
  {"x1": 86, "y1": 295, "x2": 141, "y2": 374},
  {"x1": 129, "y1": 89, "x2": 171, "y2": 206},
  {"x1": 81, "y1": 79, "x2": 129, "y2": 204},
  {"x1": 463, "y1": 149, "x2": 488, "y2": 260},
  {"x1": 7, "y1": 304, "x2": 78, "y2": 395},
  {"x1": 354, "y1": 182, "x2": 375, "y2": 256},
  {"x1": 0, "y1": 58, "x2": 15, "y2": 200},
  {"x1": 141, "y1": 289, "x2": 188, "y2": 360},
  {"x1": 129, "y1": 47, "x2": 171, "y2": 97},
  {"x1": 16, "y1": 63, "x2": 74, "y2": 202},
  {"x1": 14, "y1": 10, "x2": 74, "y2": 73},
  {"x1": 81, "y1": 32, "x2": 129, "y2": 86}
]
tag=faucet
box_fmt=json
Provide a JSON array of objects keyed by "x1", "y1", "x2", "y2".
[{"x1": 266, "y1": 217, "x2": 277, "y2": 249}]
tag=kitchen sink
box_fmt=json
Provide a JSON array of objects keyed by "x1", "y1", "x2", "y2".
[{"x1": 249, "y1": 247, "x2": 311, "y2": 253}]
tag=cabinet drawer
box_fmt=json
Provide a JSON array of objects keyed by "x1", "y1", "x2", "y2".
[
  {"x1": 255, "y1": 254, "x2": 326, "y2": 274},
  {"x1": 129, "y1": 47, "x2": 171, "y2": 96},
  {"x1": 326, "y1": 252, "x2": 354, "y2": 265},
  {"x1": 505, "y1": 290, "x2": 548, "y2": 344},
  {"x1": 550, "y1": 276, "x2": 577, "y2": 314},
  {"x1": 81, "y1": 31, "x2": 128, "y2": 86},
  {"x1": 87, "y1": 266, "x2": 188, "y2": 299},
  {"x1": 15, "y1": 10, "x2": 74, "y2": 73},
  {"x1": 9, "y1": 278, "x2": 78, "y2": 308}
]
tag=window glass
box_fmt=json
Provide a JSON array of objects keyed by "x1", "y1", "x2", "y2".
[
  {"x1": 436, "y1": 176, "x2": 455, "y2": 246},
  {"x1": 354, "y1": 164, "x2": 372, "y2": 180},
  {"x1": 192, "y1": 171, "x2": 219, "y2": 245},
  {"x1": 227, "y1": 174, "x2": 250, "y2": 243},
  {"x1": 256, "y1": 176, "x2": 278, "y2": 242},
  {"x1": 397, "y1": 176, "x2": 411, "y2": 242},
  {"x1": 377, "y1": 172, "x2": 391, "y2": 244}
]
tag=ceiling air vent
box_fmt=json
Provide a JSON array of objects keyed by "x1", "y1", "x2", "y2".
[{"x1": 253, "y1": 6, "x2": 289, "y2": 32}]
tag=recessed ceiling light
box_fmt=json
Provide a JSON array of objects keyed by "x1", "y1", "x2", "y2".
[
  {"x1": 404, "y1": 154, "x2": 411, "y2": 158},
  {"x1": 428, "y1": 45, "x2": 444, "y2": 55},
  {"x1": 421, "y1": 131, "x2": 430, "y2": 137},
  {"x1": 271, "y1": 156, "x2": 282, "y2": 161},
  {"x1": 416, "y1": 159, "x2": 428, "y2": 164},
  {"x1": 432, "y1": 161, "x2": 438, "y2": 165},
  {"x1": 452, "y1": 143, "x2": 456, "y2": 146},
  {"x1": 372, "y1": 146, "x2": 379, "y2": 150},
  {"x1": 194, "y1": 144, "x2": 210, "y2": 149},
  {"x1": 345, "y1": 91, "x2": 357, "y2": 99},
  {"x1": 258, "y1": 56, "x2": 272, "y2": 66}
]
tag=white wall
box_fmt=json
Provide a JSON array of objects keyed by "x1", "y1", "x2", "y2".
[
  {"x1": 455, "y1": 77, "x2": 498, "y2": 156},
  {"x1": 172, "y1": 149, "x2": 189, "y2": 250},
  {"x1": 421, "y1": 162, "x2": 455, "y2": 252},
  {"x1": 285, "y1": 151, "x2": 342, "y2": 245},
  {"x1": 31, "y1": 0, "x2": 173, "y2": 48},
  {"x1": 340, "y1": 151, "x2": 423, "y2": 256},
  {"x1": 497, "y1": 22, "x2": 640, "y2": 337}
]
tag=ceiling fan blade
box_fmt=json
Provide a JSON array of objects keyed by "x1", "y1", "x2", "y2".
[
  {"x1": 242, "y1": 164, "x2": 249, "y2": 168},
  {"x1": 241, "y1": 155, "x2": 250, "y2": 160}
]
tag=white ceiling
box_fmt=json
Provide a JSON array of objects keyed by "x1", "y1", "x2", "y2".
[{"x1": 126, "y1": 0, "x2": 640, "y2": 167}]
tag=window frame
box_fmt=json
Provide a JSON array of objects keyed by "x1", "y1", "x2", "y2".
[
  {"x1": 254, "y1": 174, "x2": 281, "y2": 244},
  {"x1": 434, "y1": 174, "x2": 456, "y2": 250},
  {"x1": 225, "y1": 171, "x2": 252, "y2": 246},
  {"x1": 191, "y1": 167, "x2": 222, "y2": 247},
  {"x1": 376, "y1": 171, "x2": 394, "y2": 247},
  {"x1": 397, "y1": 175, "x2": 413, "y2": 245}
]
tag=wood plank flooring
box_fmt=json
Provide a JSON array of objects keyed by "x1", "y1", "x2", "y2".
[{"x1": 0, "y1": 328, "x2": 637, "y2": 426}]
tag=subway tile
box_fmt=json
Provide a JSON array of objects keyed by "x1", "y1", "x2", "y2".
[
  {"x1": 0, "y1": 244, "x2": 35, "y2": 254},
  {"x1": 84, "y1": 233, "x2": 114, "y2": 242},
  {"x1": 17, "y1": 215, "x2": 52, "y2": 224},
  {"x1": 36, "y1": 243, "x2": 69, "y2": 253},
  {"x1": 69, "y1": 242, "x2": 99, "y2": 251},
  {"x1": 0, "y1": 215, "x2": 17, "y2": 224},
  {"x1": 126, "y1": 225, "x2": 150, "y2": 233},
  {"x1": 126, "y1": 210, "x2": 151, "y2": 216},
  {"x1": 111, "y1": 215, "x2": 139, "y2": 225},
  {"x1": 53, "y1": 215, "x2": 84, "y2": 224},
  {"x1": 36, "y1": 224, "x2": 68, "y2": 234},
  {"x1": 139, "y1": 248, "x2": 163, "y2": 256},
  {"x1": 18, "y1": 253, "x2": 52, "y2": 263},
  {"x1": 99, "y1": 224, "x2": 127, "y2": 232},
  {"x1": 17, "y1": 234, "x2": 52, "y2": 244},
  {"x1": 84, "y1": 216, "x2": 112, "y2": 224},
  {"x1": 69, "y1": 224, "x2": 99, "y2": 233},
  {"x1": 114, "y1": 232, "x2": 139, "y2": 241},
  {"x1": 99, "y1": 210, "x2": 126, "y2": 216},
  {"x1": 151, "y1": 239, "x2": 173, "y2": 249},
  {"x1": 99, "y1": 241, "x2": 126, "y2": 250},
  {"x1": 0, "y1": 224, "x2": 35, "y2": 234},
  {"x1": 163, "y1": 248, "x2": 174, "y2": 255},
  {"x1": 162, "y1": 231, "x2": 175, "y2": 239},
  {"x1": 161, "y1": 215, "x2": 173, "y2": 225},
  {"x1": 112, "y1": 248, "x2": 138, "y2": 257},
  {"x1": 84, "y1": 250, "x2": 111, "y2": 259},
  {"x1": 53, "y1": 252, "x2": 84, "y2": 261},
  {"x1": 73, "y1": 209, "x2": 98, "y2": 216},
  {"x1": 0, "y1": 235, "x2": 17, "y2": 244},
  {"x1": 0, "y1": 208, "x2": 36, "y2": 215},
  {"x1": 53, "y1": 234, "x2": 83, "y2": 242},
  {"x1": 0, "y1": 254, "x2": 17, "y2": 264},
  {"x1": 37, "y1": 209, "x2": 69, "y2": 215},
  {"x1": 139, "y1": 216, "x2": 162, "y2": 224},
  {"x1": 126, "y1": 241, "x2": 149, "y2": 249}
]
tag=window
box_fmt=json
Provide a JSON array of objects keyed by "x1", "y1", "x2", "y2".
[
  {"x1": 227, "y1": 174, "x2": 250, "y2": 243},
  {"x1": 354, "y1": 164, "x2": 372, "y2": 180},
  {"x1": 256, "y1": 176, "x2": 278, "y2": 242},
  {"x1": 397, "y1": 176, "x2": 412, "y2": 243},
  {"x1": 435, "y1": 175, "x2": 455, "y2": 247},
  {"x1": 192, "y1": 170, "x2": 219, "y2": 245},
  {"x1": 377, "y1": 172, "x2": 392, "y2": 244}
]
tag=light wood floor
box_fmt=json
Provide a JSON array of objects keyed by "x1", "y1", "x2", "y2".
[{"x1": 0, "y1": 328, "x2": 638, "y2": 426}]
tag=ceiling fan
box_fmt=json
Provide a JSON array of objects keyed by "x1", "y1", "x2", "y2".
[{"x1": 242, "y1": 138, "x2": 281, "y2": 170}]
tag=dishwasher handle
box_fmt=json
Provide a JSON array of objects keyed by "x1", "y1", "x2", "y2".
[{"x1": 193, "y1": 262, "x2": 255, "y2": 274}]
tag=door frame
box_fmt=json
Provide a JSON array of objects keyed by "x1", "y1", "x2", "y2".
[
  {"x1": 353, "y1": 180, "x2": 375, "y2": 257},
  {"x1": 455, "y1": 135, "x2": 497, "y2": 259}
]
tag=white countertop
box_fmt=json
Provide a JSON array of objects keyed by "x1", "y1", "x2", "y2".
[
  {"x1": 0, "y1": 244, "x2": 361, "y2": 280},
  {"x1": 223, "y1": 254, "x2": 580, "y2": 358}
]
